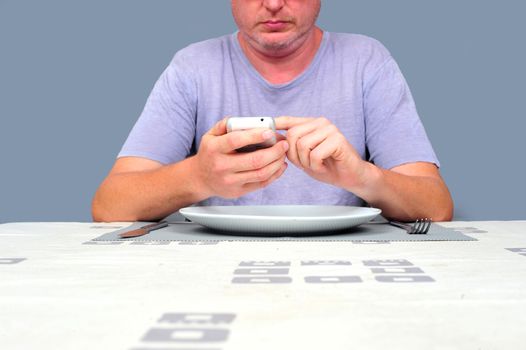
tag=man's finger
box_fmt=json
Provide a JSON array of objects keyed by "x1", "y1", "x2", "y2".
[
  {"x1": 297, "y1": 130, "x2": 329, "y2": 169},
  {"x1": 216, "y1": 128, "x2": 276, "y2": 153},
  {"x1": 233, "y1": 140, "x2": 289, "y2": 172},
  {"x1": 206, "y1": 118, "x2": 228, "y2": 136},
  {"x1": 274, "y1": 116, "x2": 314, "y2": 130},
  {"x1": 309, "y1": 137, "x2": 339, "y2": 172},
  {"x1": 237, "y1": 156, "x2": 287, "y2": 184},
  {"x1": 285, "y1": 120, "x2": 321, "y2": 168},
  {"x1": 275, "y1": 132, "x2": 287, "y2": 142},
  {"x1": 242, "y1": 161, "x2": 288, "y2": 192}
]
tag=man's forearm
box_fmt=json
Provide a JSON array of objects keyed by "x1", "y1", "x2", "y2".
[
  {"x1": 92, "y1": 157, "x2": 207, "y2": 222},
  {"x1": 353, "y1": 163, "x2": 454, "y2": 222}
]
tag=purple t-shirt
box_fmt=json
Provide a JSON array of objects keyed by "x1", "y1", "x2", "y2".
[{"x1": 119, "y1": 31, "x2": 439, "y2": 207}]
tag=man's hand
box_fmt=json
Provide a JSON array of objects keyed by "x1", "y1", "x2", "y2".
[
  {"x1": 275, "y1": 116, "x2": 372, "y2": 192},
  {"x1": 192, "y1": 118, "x2": 289, "y2": 199},
  {"x1": 275, "y1": 116, "x2": 453, "y2": 221}
]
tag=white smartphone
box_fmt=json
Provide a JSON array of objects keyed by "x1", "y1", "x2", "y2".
[{"x1": 226, "y1": 117, "x2": 276, "y2": 152}]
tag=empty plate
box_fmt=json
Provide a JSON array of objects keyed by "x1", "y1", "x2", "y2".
[{"x1": 179, "y1": 205, "x2": 381, "y2": 234}]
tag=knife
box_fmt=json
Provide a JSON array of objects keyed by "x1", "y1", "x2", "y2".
[{"x1": 119, "y1": 221, "x2": 169, "y2": 238}]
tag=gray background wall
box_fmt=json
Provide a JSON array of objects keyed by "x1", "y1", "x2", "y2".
[{"x1": 1, "y1": 0, "x2": 525, "y2": 222}]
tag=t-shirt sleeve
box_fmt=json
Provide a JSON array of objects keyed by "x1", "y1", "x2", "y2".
[
  {"x1": 363, "y1": 56, "x2": 440, "y2": 169},
  {"x1": 117, "y1": 55, "x2": 197, "y2": 165}
]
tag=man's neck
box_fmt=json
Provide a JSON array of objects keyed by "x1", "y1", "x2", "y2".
[{"x1": 238, "y1": 27, "x2": 324, "y2": 85}]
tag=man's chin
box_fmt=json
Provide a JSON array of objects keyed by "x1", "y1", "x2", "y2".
[{"x1": 257, "y1": 32, "x2": 299, "y2": 51}]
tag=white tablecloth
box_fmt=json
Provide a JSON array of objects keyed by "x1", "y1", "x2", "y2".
[{"x1": 1, "y1": 221, "x2": 525, "y2": 350}]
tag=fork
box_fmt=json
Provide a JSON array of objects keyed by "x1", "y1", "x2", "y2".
[{"x1": 388, "y1": 218, "x2": 432, "y2": 234}]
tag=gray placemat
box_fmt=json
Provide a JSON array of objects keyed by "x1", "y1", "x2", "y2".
[{"x1": 91, "y1": 222, "x2": 476, "y2": 242}]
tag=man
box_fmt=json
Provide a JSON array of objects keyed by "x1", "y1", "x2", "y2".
[{"x1": 92, "y1": 0, "x2": 453, "y2": 222}]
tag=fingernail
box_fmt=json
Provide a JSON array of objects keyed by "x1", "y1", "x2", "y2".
[
  {"x1": 262, "y1": 130, "x2": 273, "y2": 140},
  {"x1": 282, "y1": 142, "x2": 289, "y2": 151}
]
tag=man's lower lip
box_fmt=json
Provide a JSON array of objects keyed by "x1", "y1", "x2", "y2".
[{"x1": 262, "y1": 21, "x2": 289, "y2": 30}]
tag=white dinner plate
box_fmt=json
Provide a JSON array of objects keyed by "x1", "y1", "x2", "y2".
[{"x1": 179, "y1": 205, "x2": 381, "y2": 235}]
